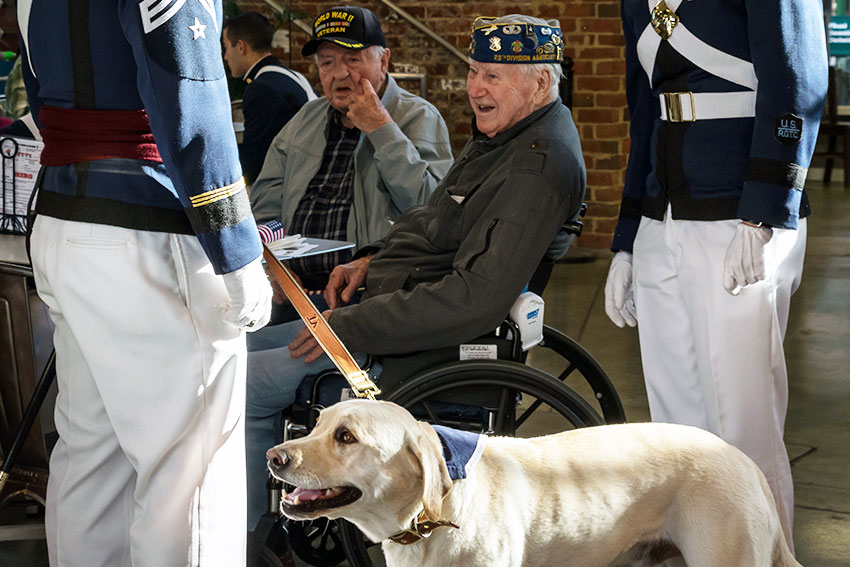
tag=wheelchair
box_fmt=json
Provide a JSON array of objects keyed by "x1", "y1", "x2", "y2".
[{"x1": 255, "y1": 247, "x2": 625, "y2": 566}]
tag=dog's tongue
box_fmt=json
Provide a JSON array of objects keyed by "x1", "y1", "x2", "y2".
[
  {"x1": 286, "y1": 486, "x2": 344, "y2": 502},
  {"x1": 288, "y1": 487, "x2": 324, "y2": 502}
]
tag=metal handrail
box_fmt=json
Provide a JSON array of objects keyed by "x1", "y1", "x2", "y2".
[
  {"x1": 263, "y1": 0, "x2": 312, "y2": 35},
  {"x1": 389, "y1": 72, "x2": 427, "y2": 98},
  {"x1": 375, "y1": 0, "x2": 467, "y2": 63},
  {"x1": 259, "y1": 1, "x2": 573, "y2": 107},
  {"x1": 261, "y1": 0, "x2": 468, "y2": 64}
]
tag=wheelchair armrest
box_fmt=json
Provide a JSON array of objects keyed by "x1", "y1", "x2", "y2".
[
  {"x1": 504, "y1": 291, "x2": 545, "y2": 352},
  {"x1": 561, "y1": 202, "x2": 587, "y2": 237},
  {"x1": 562, "y1": 218, "x2": 583, "y2": 237}
]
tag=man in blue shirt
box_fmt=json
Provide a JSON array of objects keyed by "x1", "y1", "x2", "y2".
[{"x1": 223, "y1": 12, "x2": 316, "y2": 183}]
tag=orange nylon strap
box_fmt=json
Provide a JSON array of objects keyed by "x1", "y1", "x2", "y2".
[{"x1": 262, "y1": 244, "x2": 380, "y2": 400}]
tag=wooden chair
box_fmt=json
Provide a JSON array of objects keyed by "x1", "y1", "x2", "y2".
[
  {"x1": 813, "y1": 66, "x2": 850, "y2": 188},
  {"x1": 0, "y1": 261, "x2": 53, "y2": 540}
]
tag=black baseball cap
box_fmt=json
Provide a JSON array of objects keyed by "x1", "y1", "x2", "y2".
[{"x1": 301, "y1": 6, "x2": 386, "y2": 56}]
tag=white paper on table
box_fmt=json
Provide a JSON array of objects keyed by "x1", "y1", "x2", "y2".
[{"x1": 267, "y1": 234, "x2": 318, "y2": 259}]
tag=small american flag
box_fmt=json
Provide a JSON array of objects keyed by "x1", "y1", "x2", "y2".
[{"x1": 257, "y1": 220, "x2": 286, "y2": 243}]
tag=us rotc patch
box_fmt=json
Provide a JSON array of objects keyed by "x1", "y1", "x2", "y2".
[
  {"x1": 774, "y1": 113, "x2": 803, "y2": 145},
  {"x1": 139, "y1": 0, "x2": 226, "y2": 81}
]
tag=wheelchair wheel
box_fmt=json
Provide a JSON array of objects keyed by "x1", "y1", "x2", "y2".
[
  {"x1": 338, "y1": 361, "x2": 604, "y2": 566},
  {"x1": 338, "y1": 519, "x2": 384, "y2": 567},
  {"x1": 257, "y1": 546, "x2": 287, "y2": 567},
  {"x1": 387, "y1": 359, "x2": 603, "y2": 434},
  {"x1": 525, "y1": 325, "x2": 626, "y2": 423},
  {"x1": 288, "y1": 518, "x2": 346, "y2": 566}
]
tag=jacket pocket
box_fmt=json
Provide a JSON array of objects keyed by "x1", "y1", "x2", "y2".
[
  {"x1": 428, "y1": 190, "x2": 465, "y2": 251},
  {"x1": 465, "y1": 218, "x2": 499, "y2": 272}
]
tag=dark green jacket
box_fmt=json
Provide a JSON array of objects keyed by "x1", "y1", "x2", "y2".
[{"x1": 330, "y1": 99, "x2": 586, "y2": 354}]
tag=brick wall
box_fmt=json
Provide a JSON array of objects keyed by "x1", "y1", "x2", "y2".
[
  {"x1": 0, "y1": 5, "x2": 18, "y2": 53},
  {"x1": 234, "y1": 0, "x2": 628, "y2": 249}
]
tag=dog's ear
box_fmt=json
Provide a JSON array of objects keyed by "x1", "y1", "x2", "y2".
[{"x1": 410, "y1": 421, "x2": 453, "y2": 522}]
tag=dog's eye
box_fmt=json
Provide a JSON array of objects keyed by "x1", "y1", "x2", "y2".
[{"x1": 334, "y1": 427, "x2": 357, "y2": 444}]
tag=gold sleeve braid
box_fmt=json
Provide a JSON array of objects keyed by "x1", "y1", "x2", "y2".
[{"x1": 190, "y1": 178, "x2": 246, "y2": 208}]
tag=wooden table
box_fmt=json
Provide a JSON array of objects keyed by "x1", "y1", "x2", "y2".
[{"x1": 0, "y1": 233, "x2": 29, "y2": 266}]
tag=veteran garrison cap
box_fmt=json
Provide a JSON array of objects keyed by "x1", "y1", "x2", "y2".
[
  {"x1": 469, "y1": 16, "x2": 563, "y2": 64},
  {"x1": 302, "y1": 6, "x2": 386, "y2": 56}
]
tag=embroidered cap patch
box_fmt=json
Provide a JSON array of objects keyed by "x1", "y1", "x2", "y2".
[{"x1": 775, "y1": 113, "x2": 802, "y2": 145}]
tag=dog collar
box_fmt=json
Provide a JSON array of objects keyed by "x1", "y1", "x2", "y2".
[{"x1": 387, "y1": 510, "x2": 459, "y2": 545}]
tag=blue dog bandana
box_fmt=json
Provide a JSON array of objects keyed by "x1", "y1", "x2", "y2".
[
  {"x1": 469, "y1": 17, "x2": 563, "y2": 64},
  {"x1": 431, "y1": 424, "x2": 485, "y2": 480}
]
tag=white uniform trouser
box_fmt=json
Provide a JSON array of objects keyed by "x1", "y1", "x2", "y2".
[
  {"x1": 632, "y1": 210, "x2": 806, "y2": 552},
  {"x1": 31, "y1": 216, "x2": 248, "y2": 567}
]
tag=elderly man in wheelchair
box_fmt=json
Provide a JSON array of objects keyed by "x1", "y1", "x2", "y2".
[{"x1": 245, "y1": 14, "x2": 609, "y2": 565}]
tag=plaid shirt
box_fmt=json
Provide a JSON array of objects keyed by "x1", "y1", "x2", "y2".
[{"x1": 288, "y1": 109, "x2": 359, "y2": 287}]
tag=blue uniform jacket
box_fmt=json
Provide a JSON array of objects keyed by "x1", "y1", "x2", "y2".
[
  {"x1": 613, "y1": 0, "x2": 828, "y2": 253},
  {"x1": 19, "y1": 0, "x2": 261, "y2": 274},
  {"x1": 239, "y1": 55, "x2": 315, "y2": 183}
]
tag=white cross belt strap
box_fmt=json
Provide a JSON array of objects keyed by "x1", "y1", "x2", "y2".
[
  {"x1": 659, "y1": 91, "x2": 757, "y2": 122},
  {"x1": 637, "y1": 0, "x2": 758, "y2": 92},
  {"x1": 254, "y1": 65, "x2": 318, "y2": 102}
]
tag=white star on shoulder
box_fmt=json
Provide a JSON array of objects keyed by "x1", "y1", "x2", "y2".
[{"x1": 189, "y1": 17, "x2": 207, "y2": 40}]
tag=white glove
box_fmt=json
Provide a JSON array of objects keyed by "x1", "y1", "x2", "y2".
[
  {"x1": 721, "y1": 222, "x2": 773, "y2": 295},
  {"x1": 604, "y1": 251, "x2": 637, "y2": 328},
  {"x1": 221, "y1": 257, "x2": 273, "y2": 331}
]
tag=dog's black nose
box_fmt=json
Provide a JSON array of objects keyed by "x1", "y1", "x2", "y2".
[{"x1": 266, "y1": 446, "x2": 290, "y2": 470}]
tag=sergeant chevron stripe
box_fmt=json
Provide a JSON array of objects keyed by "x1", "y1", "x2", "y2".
[
  {"x1": 139, "y1": 0, "x2": 189, "y2": 34},
  {"x1": 190, "y1": 178, "x2": 245, "y2": 207},
  {"x1": 140, "y1": 0, "x2": 219, "y2": 34}
]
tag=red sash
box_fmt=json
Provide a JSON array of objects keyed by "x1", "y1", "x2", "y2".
[{"x1": 39, "y1": 106, "x2": 163, "y2": 166}]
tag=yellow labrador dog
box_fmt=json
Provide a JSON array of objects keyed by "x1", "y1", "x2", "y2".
[{"x1": 267, "y1": 399, "x2": 799, "y2": 567}]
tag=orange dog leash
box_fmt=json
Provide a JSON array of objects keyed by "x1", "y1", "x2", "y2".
[{"x1": 262, "y1": 243, "x2": 380, "y2": 400}]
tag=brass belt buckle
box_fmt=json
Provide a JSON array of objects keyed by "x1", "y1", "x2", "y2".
[{"x1": 663, "y1": 92, "x2": 695, "y2": 122}]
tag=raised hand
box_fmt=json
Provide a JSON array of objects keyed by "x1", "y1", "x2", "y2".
[{"x1": 345, "y1": 78, "x2": 393, "y2": 134}]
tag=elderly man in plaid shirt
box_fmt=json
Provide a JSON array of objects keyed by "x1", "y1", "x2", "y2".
[{"x1": 250, "y1": 6, "x2": 453, "y2": 311}]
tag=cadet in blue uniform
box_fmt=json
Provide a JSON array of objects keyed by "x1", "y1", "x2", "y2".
[
  {"x1": 19, "y1": 0, "x2": 272, "y2": 565},
  {"x1": 605, "y1": 0, "x2": 827, "y2": 550},
  {"x1": 222, "y1": 12, "x2": 317, "y2": 183}
]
